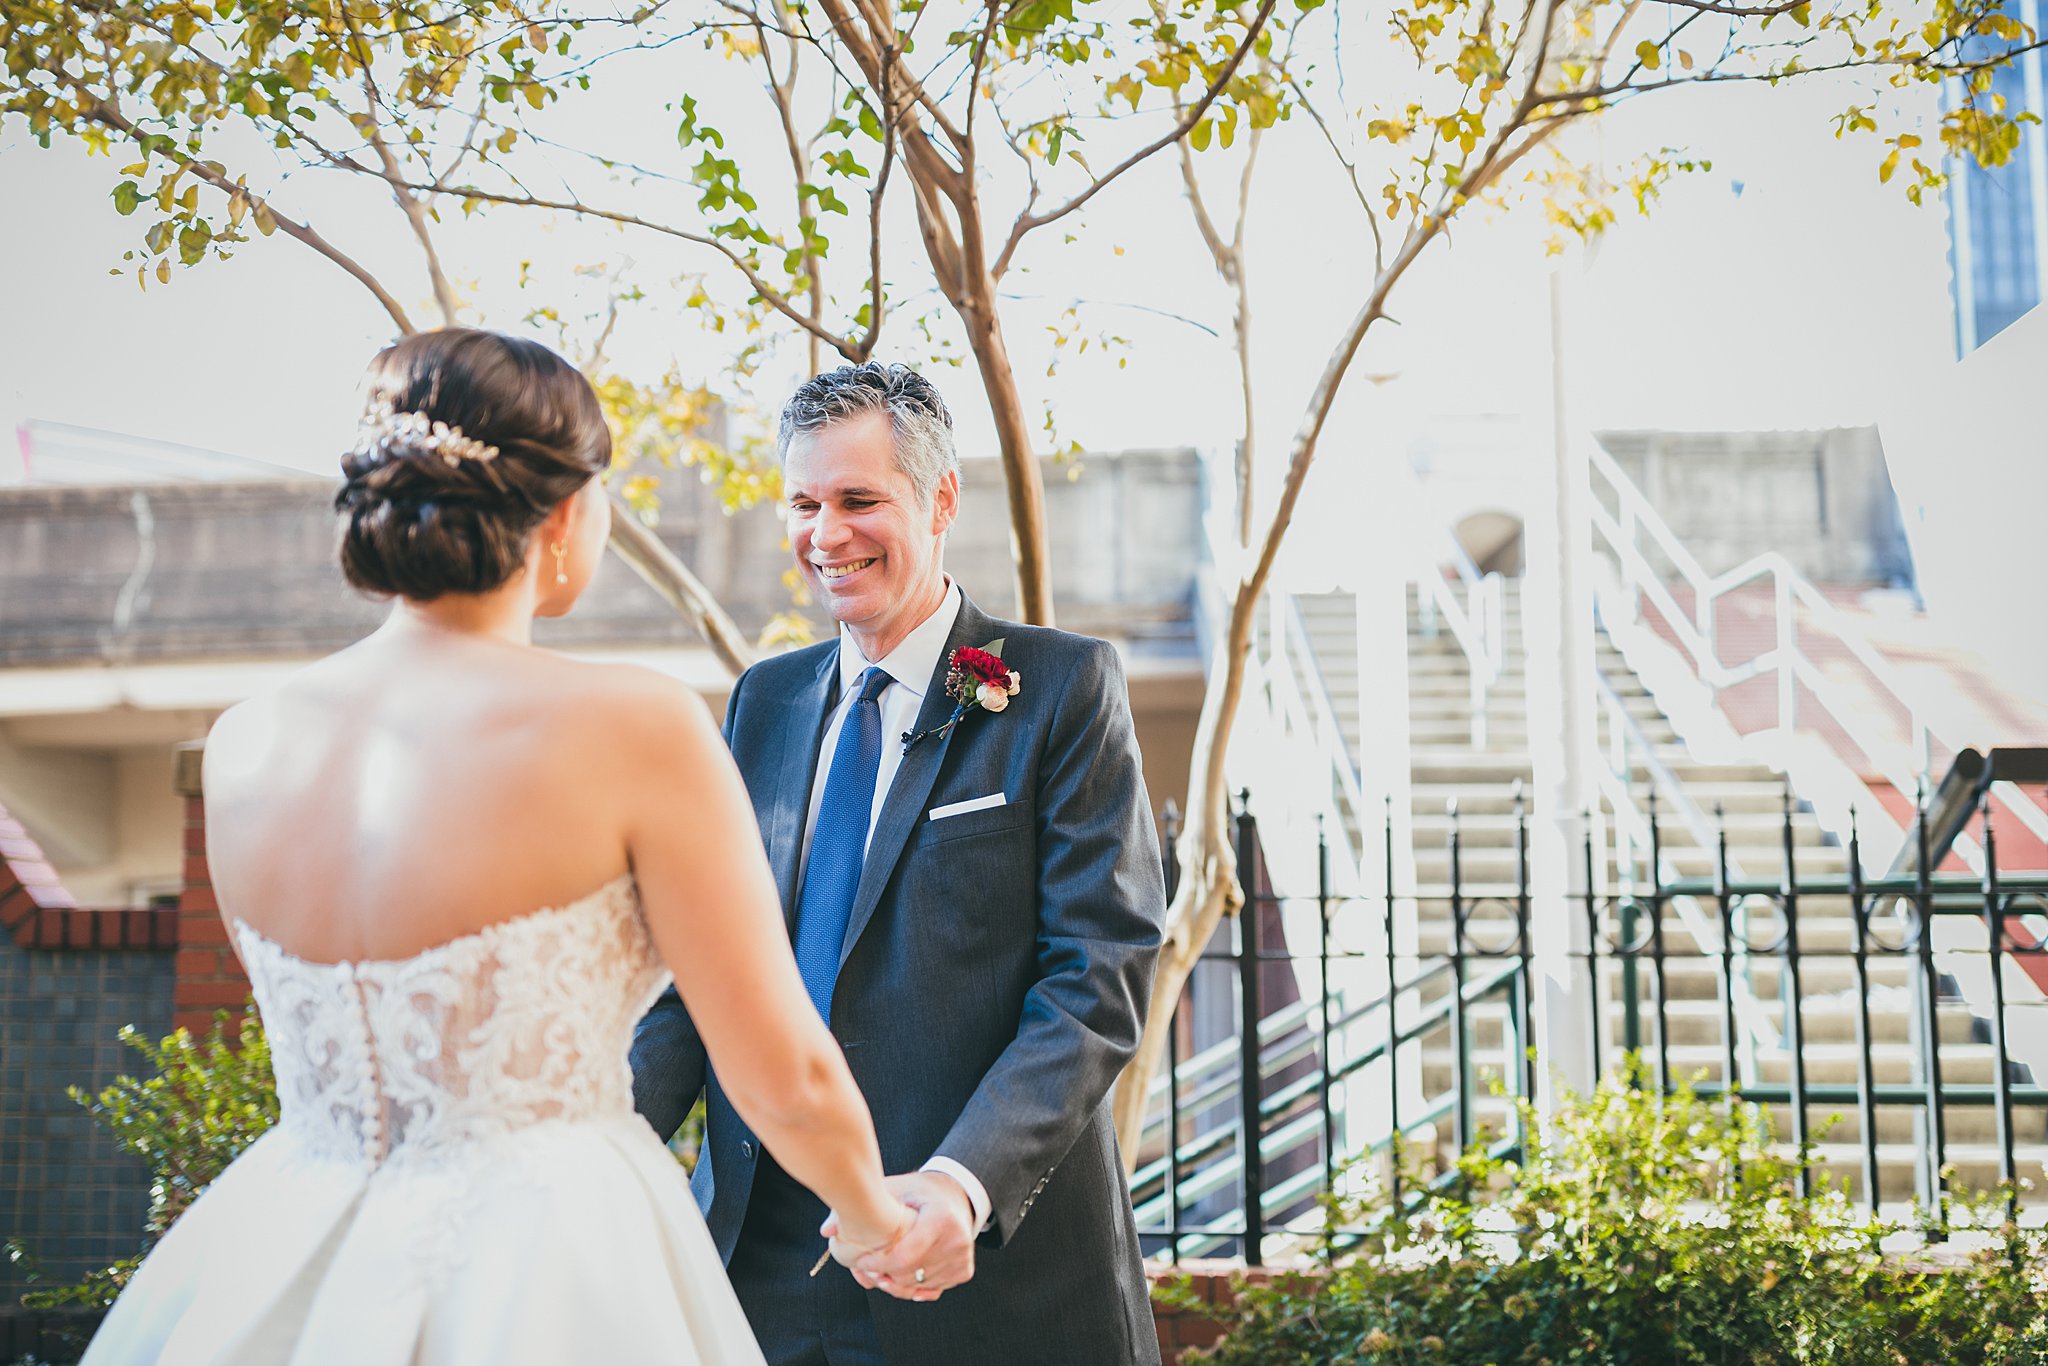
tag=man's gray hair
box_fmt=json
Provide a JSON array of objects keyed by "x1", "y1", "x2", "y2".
[{"x1": 776, "y1": 362, "x2": 958, "y2": 505}]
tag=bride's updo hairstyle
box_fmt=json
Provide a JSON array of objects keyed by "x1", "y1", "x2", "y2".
[{"x1": 337, "y1": 328, "x2": 611, "y2": 600}]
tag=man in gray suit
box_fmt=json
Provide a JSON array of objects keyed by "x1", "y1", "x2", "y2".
[{"x1": 632, "y1": 361, "x2": 1165, "y2": 1366}]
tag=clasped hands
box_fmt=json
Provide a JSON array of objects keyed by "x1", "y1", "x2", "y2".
[{"x1": 820, "y1": 1171, "x2": 976, "y2": 1303}]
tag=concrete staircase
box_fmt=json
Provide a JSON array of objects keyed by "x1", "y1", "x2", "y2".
[{"x1": 1285, "y1": 578, "x2": 2047, "y2": 1210}]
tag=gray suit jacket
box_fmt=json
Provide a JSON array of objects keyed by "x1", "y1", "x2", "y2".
[{"x1": 631, "y1": 592, "x2": 1165, "y2": 1365}]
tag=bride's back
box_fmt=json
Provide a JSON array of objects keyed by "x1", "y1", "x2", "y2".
[
  {"x1": 205, "y1": 630, "x2": 652, "y2": 965},
  {"x1": 201, "y1": 327, "x2": 638, "y2": 965}
]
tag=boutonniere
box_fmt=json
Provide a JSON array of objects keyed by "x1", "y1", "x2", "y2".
[{"x1": 901, "y1": 638, "x2": 1021, "y2": 754}]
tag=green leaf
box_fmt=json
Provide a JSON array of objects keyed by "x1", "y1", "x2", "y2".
[
  {"x1": 112, "y1": 180, "x2": 143, "y2": 215},
  {"x1": 178, "y1": 221, "x2": 212, "y2": 265},
  {"x1": 1189, "y1": 117, "x2": 1212, "y2": 151}
]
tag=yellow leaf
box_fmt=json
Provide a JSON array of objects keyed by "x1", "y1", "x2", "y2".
[
  {"x1": 1879, "y1": 148, "x2": 1900, "y2": 182},
  {"x1": 1635, "y1": 40, "x2": 1661, "y2": 70},
  {"x1": 1678, "y1": 49, "x2": 1695, "y2": 70},
  {"x1": 155, "y1": 258, "x2": 171, "y2": 284}
]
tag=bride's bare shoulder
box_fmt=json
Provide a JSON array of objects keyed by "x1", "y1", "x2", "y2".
[
  {"x1": 554, "y1": 658, "x2": 722, "y2": 747},
  {"x1": 202, "y1": 646, "x2": 361, "y2": 745}
]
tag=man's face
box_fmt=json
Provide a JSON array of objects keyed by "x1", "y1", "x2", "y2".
[{"x1": 784, "y1": 410, "x2": 958, "y2": 655}]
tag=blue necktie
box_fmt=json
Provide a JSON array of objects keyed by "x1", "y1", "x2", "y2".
[{"x1": 793, "y1": 666, "x2": 892, "y2": 1022}]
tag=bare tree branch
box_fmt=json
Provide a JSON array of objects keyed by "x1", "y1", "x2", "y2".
[
  {"x1": 583, "y1": 291, "x2": 623, "y2": 376},
  {"x1": 853, "y1": 50, "x2": 902, "y2": 360},
  {"x1": 341, "y1": 6, "x2": 460, "y2": 326},
  {"x1": 815, "y1": 0, "x2": 969, "y2": 154},
  {"x1": 1175, "y1": 135, "x2": 1232, "y2": 268},
  {"x1": 990, "y1": 0, "x2": 1280, "y2": 280},
  {"x1": 962, "y1": 0, "x2": 1002, "y2": 148},
  {"x1": 1649, "y1": 0, "x2": 1807, "y2": 16},
  {"x1": 752, "y1": 0, "x2": 826, "y2": 375},
  {"x1": 1283, "y1": 71, "x2": 1385, "y2": 276},
  {"x1": 433, "y1": 95, "x2": 493, "y2": 190},
  {"x1": 384, "y1": 174, "x2": 868, "y2": 359},
  {"x1": 73, "y1": 92, "x2": 416, "y2": 336}
]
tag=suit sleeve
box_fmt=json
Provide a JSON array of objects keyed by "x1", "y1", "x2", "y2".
[
  {"x1": 627, "y1": 671, "x2": 747, "y2": 1141},
  {"x1": 932, "y1": 638, "x2": 1165, "y2": 1245}
]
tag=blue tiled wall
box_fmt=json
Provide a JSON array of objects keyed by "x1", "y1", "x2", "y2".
[{"x1": 1, "y1": 940, "x2": 174, "y2": 1306}]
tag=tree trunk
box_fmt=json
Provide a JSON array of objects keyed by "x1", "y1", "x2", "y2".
[
  {"x1": 960, "y1": 301, "x2": 1056, "y2": 626},
  {"x1": 1112, "y1": 584, "x2": 1257, "y2": 1159},
  {"x1": 605, "y1": 502, "x2": 756, "y2": 678},
  {"x1": 1111, "y1": 224, "x2": 1425, "y2": 1168}
]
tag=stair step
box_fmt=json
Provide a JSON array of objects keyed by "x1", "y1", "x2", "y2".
[
  {"x1": 1408, "y1": 757, "x2": 1772, "y2": 785},
  {"x1": 1404, "y1": 783, "x2": 1792, "y2": 816},
  {"x1": 1406, "y1": 811, "x2": 1832, "y2": 846}
]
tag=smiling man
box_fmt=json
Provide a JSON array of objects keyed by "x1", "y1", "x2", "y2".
[{"x1": 632, "y1": 362, "x2": 1166, "y2": 1366}]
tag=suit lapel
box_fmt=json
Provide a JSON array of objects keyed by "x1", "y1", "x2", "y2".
[
  {"x1": 837, "y1": 595, "x2": 996, "y2": 968},
  {"x1": 768, "y1": 645, "x2": 839, "y2": 933}
]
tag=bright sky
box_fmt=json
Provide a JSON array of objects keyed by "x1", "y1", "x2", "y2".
[{"x1": 0, "y1": 18, "x2": 1961, "y2": 500}]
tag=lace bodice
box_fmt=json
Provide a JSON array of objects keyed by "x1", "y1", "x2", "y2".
[{"x1": 235, "y1": 876, "x2": 668, "y2": 1170}]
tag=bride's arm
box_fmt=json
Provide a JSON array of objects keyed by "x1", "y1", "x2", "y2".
[{"x1": 617, "y1": 674, "x2": 906, "y2": 1255}]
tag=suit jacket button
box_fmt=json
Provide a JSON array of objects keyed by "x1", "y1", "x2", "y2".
[{"x1": 741, "y1": 1140, "x2": 756, "y2": 1159}]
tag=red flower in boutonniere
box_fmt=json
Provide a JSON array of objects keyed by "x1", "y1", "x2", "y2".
[{"x1": 901, "y1": 638, "x2": 1021, "y2": 753}]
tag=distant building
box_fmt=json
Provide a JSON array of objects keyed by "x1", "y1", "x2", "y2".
[{"x1": 1945, "y1": 36, "x2": 2048, "y2": 353}]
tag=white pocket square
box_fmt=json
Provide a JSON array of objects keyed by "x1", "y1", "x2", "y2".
[{"x1": 929, "y1": 792, "x2": 1007, "y2": 821}]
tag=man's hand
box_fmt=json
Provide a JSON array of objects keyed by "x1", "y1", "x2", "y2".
[{"x1": 837, "y1": 1171, "x2": 976, "y2": 1302}]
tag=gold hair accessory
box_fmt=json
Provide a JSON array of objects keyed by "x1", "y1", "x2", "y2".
[{"x1": 353, "y1": 398, "x2": 500, "y2": 467}]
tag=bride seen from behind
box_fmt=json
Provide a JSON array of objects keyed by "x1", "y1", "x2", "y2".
[{"x1": 83, "y1": 328, "x2": 913, "y2": 1365}]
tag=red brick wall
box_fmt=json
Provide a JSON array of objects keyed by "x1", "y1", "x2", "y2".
[
  {"x1": 0, "y1": 804, "x2": 176, "y2": 951},
  {"x1": 171, "y1": 745, "x2": 248, "y2": 1034},
  {"x1": 1150, "y1": 1262, "x2": 1294, "y2": 1364}
]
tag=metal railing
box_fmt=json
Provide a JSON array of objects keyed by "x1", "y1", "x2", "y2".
[{"x1": 1136, "y1": 774, "x2": 2048, "y2": 1264}]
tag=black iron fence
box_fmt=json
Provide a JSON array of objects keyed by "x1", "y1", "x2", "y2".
[{"x1": 1135, "y1": 774, "x2": 2048, "y2": 1264}]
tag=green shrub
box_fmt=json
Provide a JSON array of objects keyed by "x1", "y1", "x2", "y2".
[
  {"x1": 1172, "y1": 1069, "x2": 2047, "y2": 1365},
  {"x1": 8, "y1": 1008, "x2": 277, "y2": 1311}
]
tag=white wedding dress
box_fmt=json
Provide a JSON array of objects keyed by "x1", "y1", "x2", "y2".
[{"x1": 83, "y1": 875, "x2": 768, "y2": 1365}]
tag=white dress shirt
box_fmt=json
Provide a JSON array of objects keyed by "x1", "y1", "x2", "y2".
[{"x1": 796, "y1": 579, "x2": 993, "y2": 1232}]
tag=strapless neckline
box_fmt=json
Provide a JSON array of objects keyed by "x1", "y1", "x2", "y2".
[{"x1": 230, "y1": 871, "x2": 638, "y2": 970}]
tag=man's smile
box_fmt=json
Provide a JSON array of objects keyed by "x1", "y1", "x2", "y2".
[{"x1": 817, "y1": 558, "x2": 876, "y2": 580}]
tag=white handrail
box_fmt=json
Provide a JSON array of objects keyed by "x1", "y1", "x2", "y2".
[
  {"x1": 1587, "y1": 441, "x2": 1971, "y2": 856},
  {"x1": 1414, "y1": 528, "x2": 1507, "y2": 747},
  {"x1": 1273, "y1": 591, "x2": 1374, "y2": 862}
]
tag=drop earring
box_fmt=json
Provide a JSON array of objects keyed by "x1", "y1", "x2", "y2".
[{"x1": 552, "y1": 542, "x2": 569, "y2": 586}]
